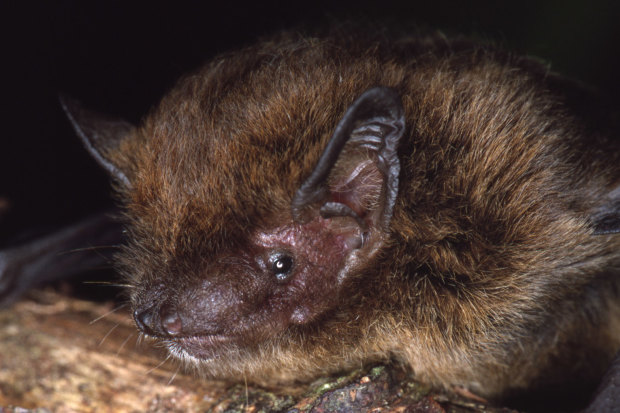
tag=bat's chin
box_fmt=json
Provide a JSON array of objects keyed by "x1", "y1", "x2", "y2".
[{"x1": 166, "y1": 335, "x2": 242, "y2": 361}]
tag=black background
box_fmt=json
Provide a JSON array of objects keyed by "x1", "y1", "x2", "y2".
[{"x1": 1, "y1": 1, "x2": 619, "y2": 246}]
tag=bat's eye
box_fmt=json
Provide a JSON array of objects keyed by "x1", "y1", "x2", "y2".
[{"x1": 270, "y1": 253, "x2": 294, "y2": 282}]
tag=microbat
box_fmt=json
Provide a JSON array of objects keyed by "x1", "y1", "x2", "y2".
[{"x1": 44, "y1": 29, "x2": 620, "y2": 405}]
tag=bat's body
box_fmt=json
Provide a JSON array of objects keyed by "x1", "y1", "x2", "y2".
[{"x1": 5, "y1": 30, "x2": 620, "y2": 407}]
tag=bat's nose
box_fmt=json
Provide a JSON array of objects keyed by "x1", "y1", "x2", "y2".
[
  {"x1": 160, "y1": 304, "x2": 183, "y2": 336},
  {"x1": 133, "y1": 304, "x2": 183, "y2": 337},
  {"x1": 133, "y1": 306, "x2": 158, "y2": 336}
]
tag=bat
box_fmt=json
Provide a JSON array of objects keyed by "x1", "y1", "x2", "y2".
[{"x1": 4, "y1": 29, "x2": 620, "y2": 410}]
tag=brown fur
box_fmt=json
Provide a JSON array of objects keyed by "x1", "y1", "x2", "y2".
[{"x1": 97, "y1": 31, "x2": 620, "y2": 400}]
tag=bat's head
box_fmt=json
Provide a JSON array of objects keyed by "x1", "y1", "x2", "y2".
[{"x1": 60, "y1": 41, "x2": 406, "y2": 380}]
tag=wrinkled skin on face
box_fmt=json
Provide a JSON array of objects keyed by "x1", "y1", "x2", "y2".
[
  {"x1": 135, "y1": 215, "x2": 368, "y2": 360},
  {"x1": 63, "y1": 30, "x2": 620, "y2": 405}
]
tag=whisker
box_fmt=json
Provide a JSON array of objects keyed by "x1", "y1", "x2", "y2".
[
  {"x1": 57, "y1": 245, "x2": 121, "y2": 256},
  {"x1": 99, "y1": 323, "x2": 119, "y2": 346},
  {"x1": 82, "y1": 281, "x2": 134, "y2": 288},
  {"x1": 57, "y1": 244, "x2": 120, "y2": 269},
  {"x1": 71, "y1": 265, "x2": 114, "y2": 272},
  {"x1": 167, "y1": 365, "x2": 181, "y2": 386},
  {"x1": 145, "y1": 354, "x2": 171, "y2": 375},
  {"x1": 90, "y1": 303, "x2": 128, "y2": 324},
  {"x1": 116, "y1": 333, "x2": 134, "y2": 356}
]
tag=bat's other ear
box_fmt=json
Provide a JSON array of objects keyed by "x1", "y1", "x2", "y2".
[
  {"x1": 591, "y1": 186, "x2": 620, "y2": 235},
  {"x1": 59, "y1": 95, "x2": 133, "y2": 187},
  {"x1": 292, "y1": 87, "x2": 405, "y2": 246}
]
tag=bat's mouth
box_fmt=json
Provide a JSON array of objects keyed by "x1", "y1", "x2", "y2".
[{"x1": 166, "y1": 335, "x2": 241, "y2": 360}]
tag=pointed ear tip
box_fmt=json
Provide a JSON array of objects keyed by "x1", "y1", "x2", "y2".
[
  {"x1": 363, "y1": 86, "x2": 401, "y2": 100},
  {"x1": 57, "y1": 93, "x2": 82, "y2": 117},
  {"x1": 359, "y1": 86, "x2": 404, "y2": 118},
  {"x1": 57, "y1": 92, "x2": 70, "y2": 106}
]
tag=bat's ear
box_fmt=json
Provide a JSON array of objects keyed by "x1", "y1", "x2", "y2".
[
  {"x1": 292, "y1": 87, "x2": 405, "y2": 246},
  {"x1": 591, "y1": 186, "x2": 620, "y2": 235},
  {"x1": 60, "y1": 95, "x2": 133, "y2": 187}
]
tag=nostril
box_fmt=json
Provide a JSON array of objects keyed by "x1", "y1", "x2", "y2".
[
  {"x1": 134, "y1": 308, "x2": 158, "y2": 336},
  {"x1": 162, "y1": 314, "x2": 183, "y2": 336},
  {"x1": 160, "y1": 304, "x2": 183, "y2": 336}
]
